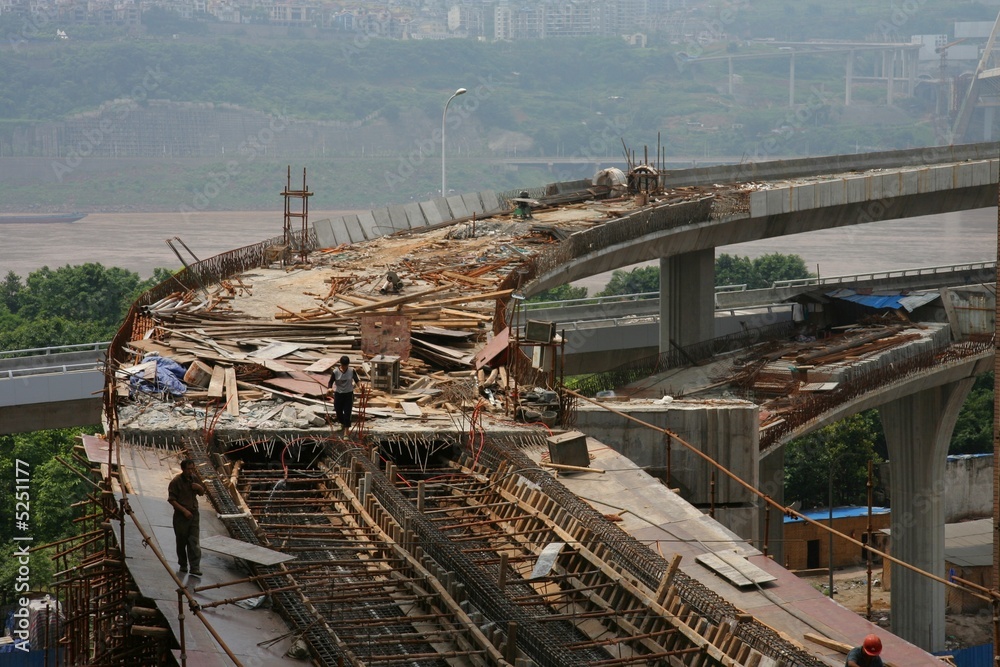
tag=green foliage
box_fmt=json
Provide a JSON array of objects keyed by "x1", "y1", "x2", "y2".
[
  {"x1": 950, "y1": 372, "x2": 994, "y2": 455},
  {"x1": 592, "y1": 253, "x2": 813, "y2": 297},
  {"x1": 0, "y1": 429, "x2": 92, "y2": 601},
  {"x1": 527, "y1": 284, "x2": 588, "y2": 303},
  {"x1": 784, "y1": 411, "x2": 886, "y2": 509},
  {"x1": 715, "y1": 252, "x2": 812, "y2": 289},
  {"x1": 0, "y1": 263, "x2": 166, "y2": 349},
  {"x1": 597, "y1": 266, "x2": 660, "y2": 296}
]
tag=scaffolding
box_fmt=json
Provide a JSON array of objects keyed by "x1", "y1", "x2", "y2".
[{"x1": 281, "y1": 166, "x2": 313, "y2": 265}]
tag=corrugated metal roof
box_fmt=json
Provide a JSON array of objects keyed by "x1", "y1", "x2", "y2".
[
  {"x1": 945, "y1": 518, "x2": 992, "y2": 568},
  {"x1": 784, "y1": 506, "x2": 890, "y2": 523},
  {"x1": 825, "y1": 288, "x2": 939, "y2": 312}
]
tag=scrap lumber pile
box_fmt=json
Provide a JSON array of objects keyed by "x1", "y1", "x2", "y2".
[
  {"x1": 113, "y1": 218, "x2": 564, "y2": 425},
  {"x1": 729, "y1": 325, "x2": 929, "y2": 433}
]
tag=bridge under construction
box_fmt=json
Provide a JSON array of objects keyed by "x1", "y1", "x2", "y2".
[{"x1": 34, "y1": 144, "x2": 1000, "y2": 666}]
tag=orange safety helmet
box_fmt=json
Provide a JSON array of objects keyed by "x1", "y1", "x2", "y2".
[{"x1": 863, "y1": 634, "x2": 882, "y2": 656}]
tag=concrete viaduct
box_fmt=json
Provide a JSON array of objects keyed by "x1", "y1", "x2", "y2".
[
  {"x1": 520, "y1": 141, "x2": 999, "y2": 653},
  {"x1": 3, "y1": 141, "x2": 999, "y2": 653}
]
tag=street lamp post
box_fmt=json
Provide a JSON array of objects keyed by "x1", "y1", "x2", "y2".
[{"x1": 441, "y1": 87, "x2": 467, "y2": 197}]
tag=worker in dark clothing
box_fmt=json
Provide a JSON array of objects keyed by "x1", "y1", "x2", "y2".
[
  {"x1": 845, "y1": 634, "x2": 883, "y2": 667},
  {"x1": 327, "y1": 355, "x2": 360, "y2": 436},
  {"x1": 168, "y1": 459, "x2": 205, "y2": 576}
]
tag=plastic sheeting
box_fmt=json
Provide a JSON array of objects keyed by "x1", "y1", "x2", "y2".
[{"x1": 130, "y1": 354, "x2": 187, "y2": 396}]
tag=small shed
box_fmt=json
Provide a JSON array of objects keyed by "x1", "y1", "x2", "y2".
[
  {"x1": 944, "y1": 518, "x2": 992, "y2": 614},
  {"x1": 879, "y1": 517, "x2": 992, "y2": 603},
  {"x1": 783, "y1": 506, "x2": 890, "y2": 571}
]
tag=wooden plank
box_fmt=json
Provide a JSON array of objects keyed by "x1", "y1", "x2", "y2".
[
  {"x1": 339, "y1": 285, "x2": 453, "y2": 315},
  {"x1": 400, "y1": 401, "x2": 423, "y2": 417},
  {"x1": 417, "y1": 289, "x2": 513, "y2": 308},
  {"x1": 224, "y1": 366, "x2": 239, "y2": 416},
  {"x1": 304, "y1": 357, "x2": 339, "y2": 373},
  {"x1": 440, "y1": 270, "x2": 496, "y2": 287},
  {"x1": 264, "y1": 376, "x2": 329, "y2": 397},
  {"x1": 249, "y1": 341, "x2": 301, "y2": 360},
  {"x1": 200, "y1": 535, "x2": 295, "y2": 566},
  {"x1": 207, "y1": 365, "x2": 226, "y2": 398}
]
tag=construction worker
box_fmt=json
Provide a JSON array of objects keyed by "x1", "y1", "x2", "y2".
[
  {"x1": 327, "y1": 356, "x2": 361, "y2": 436},
  {"x1": 845, "y1": 634, "x2": 883, "y2": 667}
]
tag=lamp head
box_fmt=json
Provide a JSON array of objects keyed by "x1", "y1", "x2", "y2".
[{"x1": 455, "y1": 87, "x2": 467, "y2": 96}]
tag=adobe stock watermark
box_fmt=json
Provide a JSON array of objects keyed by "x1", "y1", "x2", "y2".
[
  {"x1": 873, "y1": 0, "x2": 929, "y2": 42},
  {"x1": 384, "y1": 76, "x2": 496, "y2": 192},
  {"x1": 51, "y1": 66, "x2": 165, "y2": 182},
  {"x1": 10, "y1": 459, "x2": 32, "y2": 652},
  {"x1": 551, "y1": 113, "x2": 630, "y2": 185},
  {"x1": 6, "y1": 4, "x2": 58, "y2": 53},
  {"x1": 178, "y1": 112, "x2": 290, "y2": 219},
  {"x1": 673, "y1": 0, "x2": 750, "y2": 74}
]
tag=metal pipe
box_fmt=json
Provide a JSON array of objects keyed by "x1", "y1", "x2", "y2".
[
  {"x1": 121, "y1": 503, "x2": 246, "y2": 666},
  {"x1": 866, "y1": 459, "x2": 874, "y2": 620},
  {"x1": 177, "y1": 587, "x2": 187, "y2": 667}
]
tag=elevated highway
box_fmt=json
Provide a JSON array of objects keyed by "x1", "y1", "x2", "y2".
[
  {"x1": 6, "y1": 260, "x2": 989, "y2": 426},
  {"x1": 524, "y1": 260, "x2": 995, "y2": 373},
  {"x1": 0, "y1": 343, "x2": 106, "y2": 434}
]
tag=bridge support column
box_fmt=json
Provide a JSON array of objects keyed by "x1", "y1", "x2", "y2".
[
  {"x1": 877, "y1": 379, "x2": 973, "y2": 652},
  {"x1": 659, "y1": 250, "x2": 714, "y2": 355}
]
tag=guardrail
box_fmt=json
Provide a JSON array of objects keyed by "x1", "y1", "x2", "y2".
[
  {"x1": 540, "y1": 304, "x2": 792, "y2": 330},
  {"x1": 1, "y1": 361, "x2": 103, "y2": 379},
  {"x1": 771, "y1": 261, "x2": 995, "y2": 289},
  {"x1": 524, "y1": 285, "x2": 750, "y2": 311},
  {"x1": 523, "y1": 260, "x2": 995, "y2": 311},
  {"x1": 0, "y1": 341, "x2": 109, "y2": 360}
]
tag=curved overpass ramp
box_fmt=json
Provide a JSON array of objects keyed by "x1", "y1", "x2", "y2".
[{"x1": 0, "y1": 344, "x2": 106, "y2": 434}]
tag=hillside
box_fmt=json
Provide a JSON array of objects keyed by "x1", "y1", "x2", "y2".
[{"x1": 0, "y1": 0, "x2": 994, "y2": 209}]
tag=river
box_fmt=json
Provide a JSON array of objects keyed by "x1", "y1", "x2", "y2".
[{"x1": 0, "y1": 208, "x2": 996, "y2": 288}]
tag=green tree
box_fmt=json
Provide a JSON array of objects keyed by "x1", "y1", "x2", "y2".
[
  {"x1": 527, "y1": 284, "x2": 588, "y2": 303},
  {"x1": 950, "y1": 372, "x2": 993, "y2": 455},
  {"x1": 714, "y1": 254, "x2": 755, "y2": 287},
  {"x1": 715, "y1": 252, "x2": 812, "y2": 289},
  {"x1": 784, "y1": 411, "x2": 885, "y2": 509},
  {"x1": 1, "y1": 271, "x2": 23, "y2": 313},
  {"x1": 0, "y1": 429, "x2": 93, "y2": 601},
  {"x1": 596, "y1": 266, "x2": 660, "y2": 296}
]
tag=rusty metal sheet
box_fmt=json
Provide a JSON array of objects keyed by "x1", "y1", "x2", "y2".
[
  {"x1": 360, "y1": 314, "x2": 411, "y2": 361},
  {"x1": 474, "y1": 327, "x2": 509, "y2": 370},
  {"x1": 81, "y1": 433, "x2": 112, "y2": 464},
  {"x1": 262, "y1": 376, "x2": 328, "y2": 397}
]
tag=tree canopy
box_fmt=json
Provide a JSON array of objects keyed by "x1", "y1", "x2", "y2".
[
  {"x1": 0, "y1": 264, "x2": 171, "y2": 349},
  {"x1": 715, "y1": 252, "x2": 813, "y2": 289},
  {"x1": 596, "y1": 266, "x2": 660, "y2": 297},
  {"x1": 0, "y1": 429, "x2": 91, "y2": 603},
  {"x1": 527, "y1": 284, "x2": 588, "y2": 303},
  {"x1": 784, "y1": 411, "x2": 886, "y2": 509}
]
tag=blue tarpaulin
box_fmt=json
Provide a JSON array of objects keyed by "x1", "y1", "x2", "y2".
[
  {"x1": 784, "y1": 506, "x2": 890, "y2": 523},
  {"x1": 825, "y1": 288, "x2": 939, "y2": 312},
  {"x1": 129, "y1": 354, "x2": 187, "y2": 396}
]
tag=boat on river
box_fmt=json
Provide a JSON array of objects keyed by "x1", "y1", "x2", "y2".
[{"x1": 0, "y1": 212, "x2": 86, "y2": 224}]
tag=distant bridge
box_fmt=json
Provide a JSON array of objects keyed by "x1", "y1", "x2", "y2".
[{"x1": 524, "y1": 260, "x2": 995, "y2": 373}]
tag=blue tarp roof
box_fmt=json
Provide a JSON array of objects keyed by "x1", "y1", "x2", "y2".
[
  {"x1": 825, "y1": 288, "x2": 939, "y2": 312},
  {"x1": 784, "y1": 506, "x2": 890, "y2": 523}
]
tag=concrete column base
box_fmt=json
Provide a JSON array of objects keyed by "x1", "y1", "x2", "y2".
[{"x1": 877, "y1": 379, "x2": 973, "y2": 652}]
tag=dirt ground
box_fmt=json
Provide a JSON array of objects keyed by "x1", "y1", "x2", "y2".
[{"x1": 799, "y1": 567, "x2": 992, "y2": 651}]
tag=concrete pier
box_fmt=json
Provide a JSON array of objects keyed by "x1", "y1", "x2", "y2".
[{"x1": 878, "y1": 379, "x2": 974, "y2": 652}]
